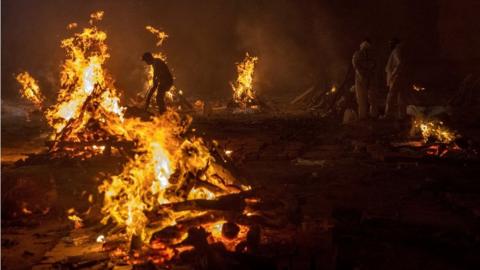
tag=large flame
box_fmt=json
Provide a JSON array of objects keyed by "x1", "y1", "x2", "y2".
[
  {"x1": 16, "y1": 71, "x2": 45, "y2": 110},
  {"x1": 40, "y1": 12, "x2": 129, "y2": 157},
  {"x1": 17, "y1": 11, "x2": 250, "y2": 257},
  {"x1": 99, "y1": 112, "x2": 245, "y2": 242},
  {"x1": 231, "y1": 53, "x2": 258, "y2": 108}
]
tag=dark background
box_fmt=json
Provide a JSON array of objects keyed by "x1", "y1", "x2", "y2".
[{"x1": 2, "y1": 0, "x2": 480, "y2": 103}]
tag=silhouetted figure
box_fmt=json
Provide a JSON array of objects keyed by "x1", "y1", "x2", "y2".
[
  {"x1": 352, "y1": 38, "x2": 376, "y2": 120},
  {"x1": 384, "y1": 38, "x2": 407, "y2": 120},
  {"x1": 142, "y1": 52, "x2": 173, "y2": 114}
]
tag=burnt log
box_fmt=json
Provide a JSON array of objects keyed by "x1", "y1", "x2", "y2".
[{"x1": 151, "y1": 191, "x2": 254, "y2": 213}]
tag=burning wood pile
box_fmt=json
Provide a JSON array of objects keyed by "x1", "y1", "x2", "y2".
[
  {"x1": 227, "y1": 53, "x2": 272, "y2": 113},
  {"x1": 367, "y1": 117, "x2": 479, "y2": 163},
  {"x1": 15, "y1": 11, "x2": 296, "y2": 268},
  {"x1": 17, "y1": 11, "x2": 133, "y2": 159}
]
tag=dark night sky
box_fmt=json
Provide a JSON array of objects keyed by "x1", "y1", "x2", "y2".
[{"x1": 2, "y1": 0, "x2": 479, "y2": 103}]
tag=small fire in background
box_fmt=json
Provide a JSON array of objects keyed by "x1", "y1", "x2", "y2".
[
  {"x1": 410, "y1": 118, "x2": 462, "y2": 157},
  {"x1": 231, "y1": 53, "x2": 258, "y2": 108},
  {"x1": 412, "y1": 84, "x2": 426, "y2": 92},
  {"x1": 326, "y1": 85, "x2": 337, "y2": 96},
  {"x1": 414, "y1": 119, "x2": 457, "y2": 144},
  {"x1": 16, "y1": 71, "x2": 45, "y2": 110}
]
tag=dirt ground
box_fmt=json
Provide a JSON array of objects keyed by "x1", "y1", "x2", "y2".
[{"x1": 2, "y1": 110, "x2": 480, "y2": 269}]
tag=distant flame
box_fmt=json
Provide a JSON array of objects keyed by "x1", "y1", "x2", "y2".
[
  {"x1": 412, "y1": 84, "x2": 426, "y2": 92},
  {"x1": 414, "y1": 119, "x2": 457, "y2": 143},
  {"x1": 231, "y1": 53, "x2": 258, "y2": 108}
]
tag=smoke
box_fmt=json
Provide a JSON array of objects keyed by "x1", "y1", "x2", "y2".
[{"x1": 2, "y1": 0, "x2": 448, "y2": 104}]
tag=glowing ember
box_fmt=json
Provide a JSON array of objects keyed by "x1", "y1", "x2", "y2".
[
  {"x1": 21, "y1": 202, "x2": 33, "y2": 215},
  {"x1": 67, "y1": 22, "x2": 78, "y2": 30},
  {"x1": 224, "y1": 149, "x2": 233, "y2": 157},
  {"x1": 204, "y1": 220, "x2": 249, "y2": 251},
  {"x1": 16, "y1": 71, "x2": 45, "y2": 110},
  {"x1": 96, "y1": 235, "x2": 106, "y2": 243},
  {"x1": 412, "y1": 84, "x2": 426, "y2": 91},
  {"x1": 231, "y1": 53, "x2": 258, "y2": 108}
]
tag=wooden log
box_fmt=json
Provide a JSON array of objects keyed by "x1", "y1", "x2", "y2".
[
  {"x1": 153, "y1": 191, "x2": 251, "y2": 213},
  {"x1": 290, "y1": 86, "x2": 315, "y2": 105}
]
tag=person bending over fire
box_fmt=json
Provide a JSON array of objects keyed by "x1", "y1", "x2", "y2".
[{"x1": 142, "y1": 52, "x2": 173, "y2": 113}]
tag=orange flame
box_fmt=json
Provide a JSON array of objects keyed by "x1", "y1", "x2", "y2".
[
  {"x1": 414, "y1": 119, "x2": 457, "y2": 143},
  {"x1": 231, "y1": 53, "x2": 258, "y2": 108},
  {"x1": 16, "y1": 71, "x2": 45, "y2": 110},
  {"x1": 146, "y1": 26, "x2": 169, "y2": 47}
]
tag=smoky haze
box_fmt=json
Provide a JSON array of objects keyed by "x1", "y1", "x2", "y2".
[{"x1": 3, "y1": 0, "x2": 477, "y2": 104}]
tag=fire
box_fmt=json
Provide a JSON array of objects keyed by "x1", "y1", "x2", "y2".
[
  {"x1": 18, "y1": 11, "x2": 251, "y2": 263},
  {"x1": 204, "y1": 220, "x2": 249, "y2": 251},
  {"x1": 89, "y1": 11, "x2": 104, "y2": 24},
  {"x1": 224, "y1": 149, "x2": 233, "y2": 157},
  {"x1": 16, "y1": 71, "x2": 45, "y2": 110},
  {"x1": 414, "y1": 119, "x2": 457, "y2": 143},
  {"x1": 412, "y1": 84, "x2": 426, "y2": 92},
  {"x1": 96, "y1": 235, "x2": 106, "y2": 243},
  {"x1": 99, "y1": 112, "x2": 246, "y2": 242},
  {"x1": 146, "y1": 25, "x2": 169, "y2": 47},
  {"x1": 45, "y1": 15, "x2": 123, "y2": 133},
  {"x1": 34, "y1": 11, "x2": 131, "y2": 158},
  {"x1": 142, "y1": 25, "x2": 169, "y2": 102},
  {"x1": 231, "y1": 53, "x2": 258, "y2": 108},
  {"x1": 67, "y1": 22, "x2": 78, "y2": 30},
  {"x1": 68, "y1": 214, "x2": 84, "y2": 229},
  {"x1": 21, "y1": 202, "x2": 33, "y2": 215}
]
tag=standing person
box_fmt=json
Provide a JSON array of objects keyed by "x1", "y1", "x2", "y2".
[
  {"x1": 352, "y1": 38, "x2": 376, "y2": 120},
  {"x1": 142, "y1": 52, "x2": 173, "y2": 114},
  {"x1": 384, "y1": 38, "x2": 407, "y2": 120}
]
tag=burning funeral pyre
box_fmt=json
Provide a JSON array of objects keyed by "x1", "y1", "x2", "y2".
[
  {"x1": 15, "y1": 11, "x2": 295, "y2": 267},
  {"x1": 227, "y1": 53, "x2": 264, "y2": 113}
]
